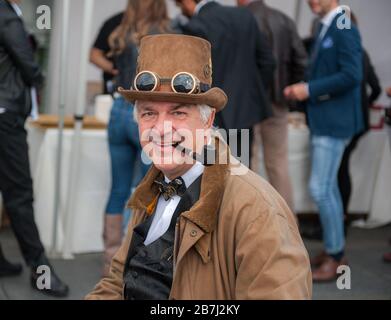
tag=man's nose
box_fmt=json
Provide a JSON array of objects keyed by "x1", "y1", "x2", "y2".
[{"x1": 153, "y1": 115, "x2": 174, "y2": 137}]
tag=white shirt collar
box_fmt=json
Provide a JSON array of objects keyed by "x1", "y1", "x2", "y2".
[
  {"x1": 321, "y1": 6, "x2": 342, "y2": 27},
  {"x1": 10, "y1": 2, "x2": 23, "y2": 17},
  {"x1": 164, "y1": 161, "x2": 205, "y2": 188},
  {"x1": 194, "y1": 0, "x2": 215, "y2": 15}
]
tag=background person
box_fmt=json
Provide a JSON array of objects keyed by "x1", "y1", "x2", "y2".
[
  {"x1": 338, "y1": 12, "x2": 381, "y2": 236},
  {"x1": 95, "y1": 0, "x2": 171, "y2": 277},
  {"x1": 0, "y1": 0, "x2": 68, "y2": 297},
  {"x1": 90, "y1": 11, "x2": 123, "y2": 94},
  {"x1": 237, "y1": 0, "x2": 308, "y2": 211},
  {"x1": 383, "y1": 86, "x2": 391, "y2": 263},
  {"x1": 174, "y1": 0, "x2": 276, "y2": 167},
  {"x1": 284, "y1": 0, "x2": 364, "y2": 282}
]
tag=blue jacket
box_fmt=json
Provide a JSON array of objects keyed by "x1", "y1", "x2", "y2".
[{"x1": 307, "y1": 14, "x2": 364, "y2": 138}]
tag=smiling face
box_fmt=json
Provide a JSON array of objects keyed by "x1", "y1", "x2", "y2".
[{"x1": 136, "y1": 101, "x2": 215, "y2": 179}]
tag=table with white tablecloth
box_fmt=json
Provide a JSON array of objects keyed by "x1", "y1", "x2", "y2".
[
  {"x1": 20, "y1": 124, "x2": 391, "y2": 256},
  {"x1": 257, "y1": 126, "x2": 391, "y2": 228},
  {"x1": 27, "y1": 126, "x2": 110, "y2": 255}
]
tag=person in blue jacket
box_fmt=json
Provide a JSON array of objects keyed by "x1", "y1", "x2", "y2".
[{"x1": 285, "y1": 0, "x2": 363, "y2": 282}]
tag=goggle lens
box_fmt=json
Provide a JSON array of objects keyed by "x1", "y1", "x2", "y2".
[
  {"x1": 135, "y1": 72, "x2": 157, "y2": 91},
  {"x1": 172, "y1": 73, "x2": 195, "y2": 94}
]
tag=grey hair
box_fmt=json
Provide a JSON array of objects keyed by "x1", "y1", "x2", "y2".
[{"x1": 133, "y1": 102, "x2": 214, "y2": 125}]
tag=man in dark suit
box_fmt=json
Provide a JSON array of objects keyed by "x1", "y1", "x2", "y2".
[
  {"x1": 0, "y1": 0, "x2": 68, "y2": 297},
  {"x1": 238, "y1": 0, "x2": 308, "y2": 211},
  {"x1": 285, "y1": 0, "x2": 364, "y2": 282},
  {"x1": 175, "y1": 0, "x2": 276, "y2": 167}
]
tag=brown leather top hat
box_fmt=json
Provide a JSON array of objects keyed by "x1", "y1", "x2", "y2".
[{"x1": 118, "y1": 34, "x2": 228, "y2": 112}]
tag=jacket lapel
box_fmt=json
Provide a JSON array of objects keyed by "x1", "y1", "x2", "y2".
[{"x1": 311, "y1": 14, "x2": 340, "y2": 71}]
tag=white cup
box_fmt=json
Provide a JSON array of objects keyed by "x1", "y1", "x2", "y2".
[{"x1": 94, "y1": 94, "x2": 113, "y2": 124}]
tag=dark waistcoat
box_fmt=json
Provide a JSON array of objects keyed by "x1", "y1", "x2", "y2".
[{"x1": 123, "y1": 175, "x2": 202, "y2": 300}]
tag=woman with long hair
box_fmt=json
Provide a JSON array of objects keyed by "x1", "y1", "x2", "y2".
[{"x1": 102, "y1": 0, "x2": 171, "y2": 277}]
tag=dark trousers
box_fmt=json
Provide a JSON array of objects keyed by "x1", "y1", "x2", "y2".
[
  {"x1": 0, "y1": 111, "x2": 44, "y2": 266},
  {"x1": 338, "y1": 132, "x2": 365, "y2": 220}
]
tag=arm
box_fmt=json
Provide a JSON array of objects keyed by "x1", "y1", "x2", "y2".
[
  {"x1": 90, "y1": 18, "x2": 119, "y2": 75},
  {"x1": 363, "y1": 50, "x2": 381, "y2": 105},
  {"x1": 235, "y1": 199, "x2": 312, "y2": 300},
  {"x1": 309, "y1": 26, "x2": 363, "y2": 100},
  {"x1": 1, "y1": 17, "x2": 43, "y2": 88},
  {"x1": 89, "y1": 47, "x2": 118, "y2": 75}
]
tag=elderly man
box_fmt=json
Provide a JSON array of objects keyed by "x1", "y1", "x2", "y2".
[{"x1": 86, "y1": 34, "x2": 311, "y2": 300}]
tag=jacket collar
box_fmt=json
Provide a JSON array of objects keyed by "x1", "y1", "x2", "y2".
[
  {"x1": 196, "y1": 0, "x2": 219, "y2": 16},
  {"x1": 309, "y1": 13, "x2": 342, "y2": 73},
  {"x1": 128, "y1": 135, "x2": 230, "y2": 233},
  {"x1": 9, "y1": 2, "x2": 22, "y2": 17},
  {"x1": 195, "y1": 0, "x2": 216, "y2": 15},
  {"x1": 321, "y1": 6, "x2": 342, "y2": 29}
]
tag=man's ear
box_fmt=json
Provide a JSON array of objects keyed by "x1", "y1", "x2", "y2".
[{"x1": 206, "y1": 109, "x2": 216, "y2": 129}]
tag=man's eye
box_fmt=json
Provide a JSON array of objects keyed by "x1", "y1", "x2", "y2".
[
  {"x1": 173, "y1": 111, "x2": 186, "y2": 116},
  {"x1": 141, "y1": 112, "x2": 155, "y2": 118}
]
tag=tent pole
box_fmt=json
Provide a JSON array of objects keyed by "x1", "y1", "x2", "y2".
[
  {"x1": 62, "y1": 0, "x2": 95, "y2": 259},
  {"x1": 50, "y1": 0, "x2": 70, "y2": 258}
]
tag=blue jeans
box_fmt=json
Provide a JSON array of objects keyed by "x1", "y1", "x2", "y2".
[
  {"x1": 309, "y1": 135, "x2": 350, "y2": 255},
  {"x1": 105, "y1": 97, "x2": 149, "y2": 215}
]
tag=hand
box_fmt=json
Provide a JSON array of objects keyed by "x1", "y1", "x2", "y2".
[
  {"x1": 104, "y1": 62, "x2": 118, "y2": 76},
  {"x1": 284, "y1": 83, "x2": 309, "y2": 102},
  {"x1": 284, "y1": 86, "x2": 294, "y2": 100},
  {"x1": 386, "y1": 87, "x2": 391, "y2": 98},
  {"x1": 110, "y1": 68, "x2": 119, "y2": 76}
]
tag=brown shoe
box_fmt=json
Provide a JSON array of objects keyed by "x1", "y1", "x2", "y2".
[
  {"x1": 312, "y1": 256, "x2": 348, "y2": 282},
  {"x1": 310, "y1": 251, "x2": 328, "y2": 267},
  {"x1": 383, "y1": 252, "x2": 391, "y2": 263}
]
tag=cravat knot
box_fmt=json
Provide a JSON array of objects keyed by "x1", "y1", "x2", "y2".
[{"x1": 154, "y1": 176, "x2": 186, "y2": 201}]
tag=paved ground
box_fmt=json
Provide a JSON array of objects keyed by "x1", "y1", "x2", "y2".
[{"x1": 1, "y1": 225, "x2": 391, "y2": 300}]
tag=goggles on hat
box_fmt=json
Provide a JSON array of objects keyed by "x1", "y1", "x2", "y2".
[{"x1": 133, "y1": 71, "x2": 210, "y2": 94}]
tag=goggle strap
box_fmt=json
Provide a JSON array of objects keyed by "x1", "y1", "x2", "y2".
[{"x1": 199, "y1": 83, "x2": 211, "y2": 93}]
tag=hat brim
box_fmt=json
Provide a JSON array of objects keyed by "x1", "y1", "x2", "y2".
[{"x1": 118, "y1": 87, "x2": 227, "y2": 112}]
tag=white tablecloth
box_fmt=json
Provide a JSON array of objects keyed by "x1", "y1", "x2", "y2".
[
  {"x1": 22, "y1": 124, "x2": 391, "y2": 256},
  {"x1": 257, "y1": 126, "x2": 391, "y2": 228},
  {"x1": 27, "y1": 126, "x2": 110, "y2": 255}
]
